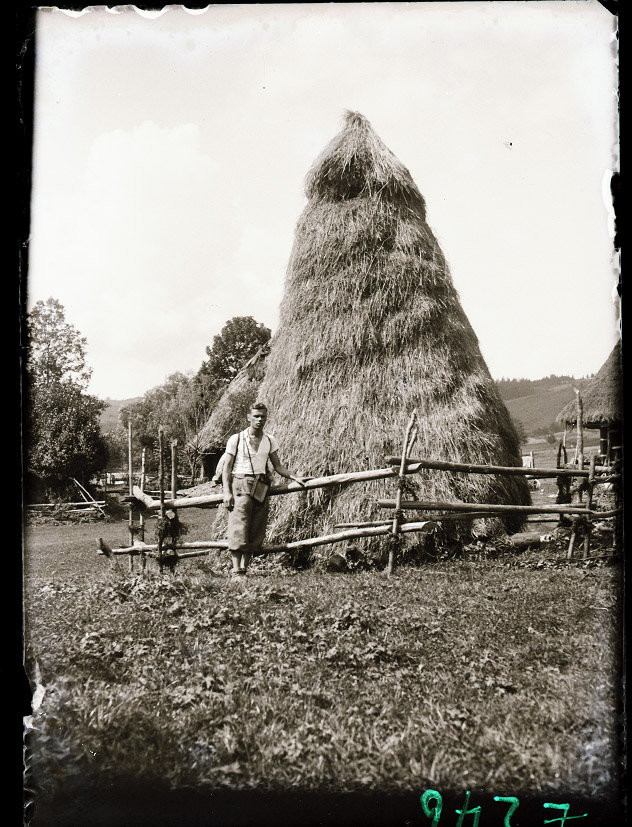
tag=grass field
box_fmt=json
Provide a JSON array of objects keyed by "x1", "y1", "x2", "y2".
[{"x1": 23, "y1": 472, "x2": 623, "y2": 827}]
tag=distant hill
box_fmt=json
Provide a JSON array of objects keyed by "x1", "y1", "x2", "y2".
[
  {"x1": 495, "y1": 376, "x2": 592, "y2": 436},
  {"x1": 99, "y1": 375, "x2": 592, "y2": 439},
  {"x1": 99, "y1": 397, "x2": 141, "y2": 432}
]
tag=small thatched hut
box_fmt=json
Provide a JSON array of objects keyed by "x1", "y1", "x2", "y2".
[
  {"x1": 192, "y1": 343, "x2": 269, "y2": 478},
  {"x1": 256, "y1": 111, "x2": 530, "y2": 550},
  {"x1": 557, "y1": 340, "x2": 622, "y2": 463}
]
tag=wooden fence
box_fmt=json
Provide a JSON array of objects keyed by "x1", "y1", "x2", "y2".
[{"x1": 98, "y1": 414, "x2": 621, "y2": 573}]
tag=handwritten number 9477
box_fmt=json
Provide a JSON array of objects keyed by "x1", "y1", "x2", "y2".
[{"x1": 420, "y1": 789, "x2": 587, "y2": 826}]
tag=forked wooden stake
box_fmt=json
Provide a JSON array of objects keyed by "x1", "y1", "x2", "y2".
[{"x1": 387, "y1": 411, "x2": 418, "y2": 577}]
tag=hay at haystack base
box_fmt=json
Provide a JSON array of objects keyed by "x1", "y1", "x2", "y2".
[{"x1": 257, "y1": 112, "x2": 530, "y2": 553}]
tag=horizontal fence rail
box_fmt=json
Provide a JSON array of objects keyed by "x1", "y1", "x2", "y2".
[
  {"x1": 28, "y1": 501, "x2": 106, "y2": 508},
  {"x1": 130, "y1": 458, "x2": 621, "y2": 514},
  {"x1": 384, "y1": 456, "x2": 618, "y2": 481},
  {"x1": 130, "y1": 465, "x2": 414, "y2": 511},
  {"x1": 98, "y1": 443, "x2": 621, "y2": 570},
  {"x1": 98, "y1": 520, "x2": 438, "y2": 560},
  {"x1": 377, "y1": 499, "x2": 621, "y2": 518}
]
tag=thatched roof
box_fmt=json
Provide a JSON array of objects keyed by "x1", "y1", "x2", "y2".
[
  {"x1": 192, "y1": 343, "x2": 269, "y2": 453},
  {"x1": 256, "y1": 111, "x2": 530, "y2": 548},
  {"x1": 557, "y1": 340, "x2": 622, "y2": 427}
]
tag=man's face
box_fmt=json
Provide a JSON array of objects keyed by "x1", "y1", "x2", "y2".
[{"x1": 248, "y1": 409, "x2": 267, "y2": 431}]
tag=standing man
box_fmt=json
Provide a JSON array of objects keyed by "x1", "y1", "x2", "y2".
[{"x1": 222, "y1": 402, "x2": 305, "y2": 575}]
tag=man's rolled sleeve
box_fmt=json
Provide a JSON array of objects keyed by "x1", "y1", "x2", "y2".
[{"x1": 225, "y1": 433, "x2": 239, "y2": 457}]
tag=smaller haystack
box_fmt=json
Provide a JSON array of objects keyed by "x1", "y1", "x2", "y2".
[
  {"x1": 191, "y1": 343, "x2": 269, "y2": 477},
  {"x1": 557, "y1": 340, "x2": 622, "y2": 462}
]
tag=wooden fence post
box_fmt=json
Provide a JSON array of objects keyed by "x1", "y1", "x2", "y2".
[
  {"x1": 567, "y1": 518, "x2": 578, "y2": 560},
  {"x1": 387, "y1": 412, "x2": 417, "y2": 577},
  {"x1": 139, "y1": 447, "x2": 146, "y2": 571},
  {"x1": 613, "y1": 458, "x2": 622, "y2": 557},
  {"x1": 567, "y1": 391, "x2": 585, "y2": 559},
  {"x1": 575, "y1": 389, "x2": 584, "y2": 473},
  {"x1": 158, "y1": 427, "x2": 165, "y2": 572},
  {"x1": 171, "y1": 440, "x2": 178, "y2": 504},
  {"x1": 582, "y1": 454, "x2": 596, "y2": 558},
  {"x1": 127, "y1": 419, "x2": 134, "y2": 572}
]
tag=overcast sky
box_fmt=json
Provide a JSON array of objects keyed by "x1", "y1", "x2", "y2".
[{"x1": 28, "y1": 2, "x2": 619, "y2": 400}]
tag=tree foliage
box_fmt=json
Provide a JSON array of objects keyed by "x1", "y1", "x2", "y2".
[
  {"x1": 121, "y1": 372, "x2": 209, "y2": 480},
  {"x1": 27, "y1": 382, "x2": 107, "y2": 494},
  {"x1": 101, "y1": 427, "x2": 128, "y2": 472},
  {"x1": 25, "y1": 299, "x2": 106, "y2": 498},
  {"x1": 121, "y1": 317, "x2": 271, "y2": 483},
  {"x1": 26, "y1": 298, "x2": 91, "y2": 388},
  {"x1": 196, "y1": 316, "x2": 271, "y2": 409}
]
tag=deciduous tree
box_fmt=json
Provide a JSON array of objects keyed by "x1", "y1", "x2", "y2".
[
  {"x1": 196, "y1": 316, "x2": 271, "y2": 409},
  {"x1": 121, "y1": 372, "x2": 209, "y2": 482},
  {"x1": 26, "y1": 298, "x2": 91, "y2": 388},
  {"x1": 25, "y1": 299, "x2": 106, "y2": 498},
  {"x1": 120, "y1": 317, "x2": 271, "y2": 484},
  {"x1": 26, "y1": 381, "x2": 107, "y2": 497}
]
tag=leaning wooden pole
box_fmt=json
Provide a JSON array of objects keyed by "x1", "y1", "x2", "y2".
[
  {"x1": 387, "y1": 412, "x2": 417, "y2": 576},
  {"x1": 70, "y1": 478, "x2": 107, "y2": 518},
  {"x1": 130, "y1": 467, "x2": 411, "y2": 511}
]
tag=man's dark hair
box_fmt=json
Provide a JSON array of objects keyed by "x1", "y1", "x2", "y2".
[{"x1": 251, "y1": 402, "x2": 268, "y2": 413}]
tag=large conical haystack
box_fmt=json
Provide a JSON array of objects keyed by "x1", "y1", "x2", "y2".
[{"x1": 258, "y1": 112, "x2": 530, "y2": 550}]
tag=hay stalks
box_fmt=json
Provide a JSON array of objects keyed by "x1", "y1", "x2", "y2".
[{"x1": 255, "y1": 111, "x2": 530, "y2": 551}]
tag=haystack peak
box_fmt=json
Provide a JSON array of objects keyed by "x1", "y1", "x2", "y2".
[
  {"x1": 305, "y1": 111, "x2": 425, "y2": 211},
  {"x1": 342, "y1": 110, "x2": 373, "y2": 130}
]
